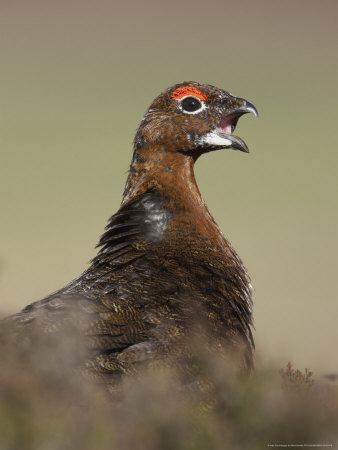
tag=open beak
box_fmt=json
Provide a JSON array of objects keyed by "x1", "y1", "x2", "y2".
[{"x1": 216, "y1": 100, "x2": 258, "y2": 153}]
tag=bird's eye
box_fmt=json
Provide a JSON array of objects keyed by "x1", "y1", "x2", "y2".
[{"x1": 181, "y1": 96, "x2": 203, "y2": 113}]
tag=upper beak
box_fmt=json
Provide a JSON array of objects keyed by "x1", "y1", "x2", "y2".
[
  {"x1": 216, "y1": 99, "x2": 258, "y2": 153},
  {"x1": 236, "y1": 100, "x2": 259, "y2": 118}
]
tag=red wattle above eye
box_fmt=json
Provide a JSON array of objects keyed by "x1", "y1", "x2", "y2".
[{"x1": 172, "y1": 86, "x2": 208, "y2": 101}]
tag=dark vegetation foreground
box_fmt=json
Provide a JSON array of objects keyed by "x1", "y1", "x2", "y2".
[{"x1": 0, "y1": 329, "x2": 337, "y2": 450}]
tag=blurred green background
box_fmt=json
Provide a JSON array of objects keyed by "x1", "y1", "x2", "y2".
[{"x1": 1, "y1": 0, "x2": 337, "y2": 373}]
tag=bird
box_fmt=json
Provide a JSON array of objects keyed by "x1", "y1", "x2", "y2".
[{"x1": 2, "y1": 81, "x2": 258, "y2": 387}]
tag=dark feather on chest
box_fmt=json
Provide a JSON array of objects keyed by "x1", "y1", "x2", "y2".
[{"x1": 92, "y1": 190, "x2": 172, "y2": 267}]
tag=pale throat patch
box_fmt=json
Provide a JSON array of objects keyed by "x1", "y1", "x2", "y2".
[{"x1": 198, "y1": 131, "x2": 232, "y2": 147}]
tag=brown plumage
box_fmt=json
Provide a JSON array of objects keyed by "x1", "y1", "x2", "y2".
[{"x1": 3, "y1": 81, "x2": 258, "y2": 386}]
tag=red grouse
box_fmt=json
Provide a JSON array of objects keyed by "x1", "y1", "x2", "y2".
[{"x1": 4, "y1": 82, "x2": 258, "y2": 383}]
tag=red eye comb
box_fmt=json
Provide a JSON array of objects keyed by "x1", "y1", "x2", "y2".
[{"x1": 172, "y1": 86, "x2": 208, "y2": 101}]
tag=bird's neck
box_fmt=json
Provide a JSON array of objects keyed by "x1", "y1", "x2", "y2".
[
  {"x1": 122, "y1": 144, "x2": 204, "y2": 212},
  {"x1": 121, "y1": 144, "x2": 228, "y2": 255}
]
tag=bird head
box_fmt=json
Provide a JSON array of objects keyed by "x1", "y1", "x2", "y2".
[{"x1": 134, "y1": 81, "x2": 258, "y2": 157}]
